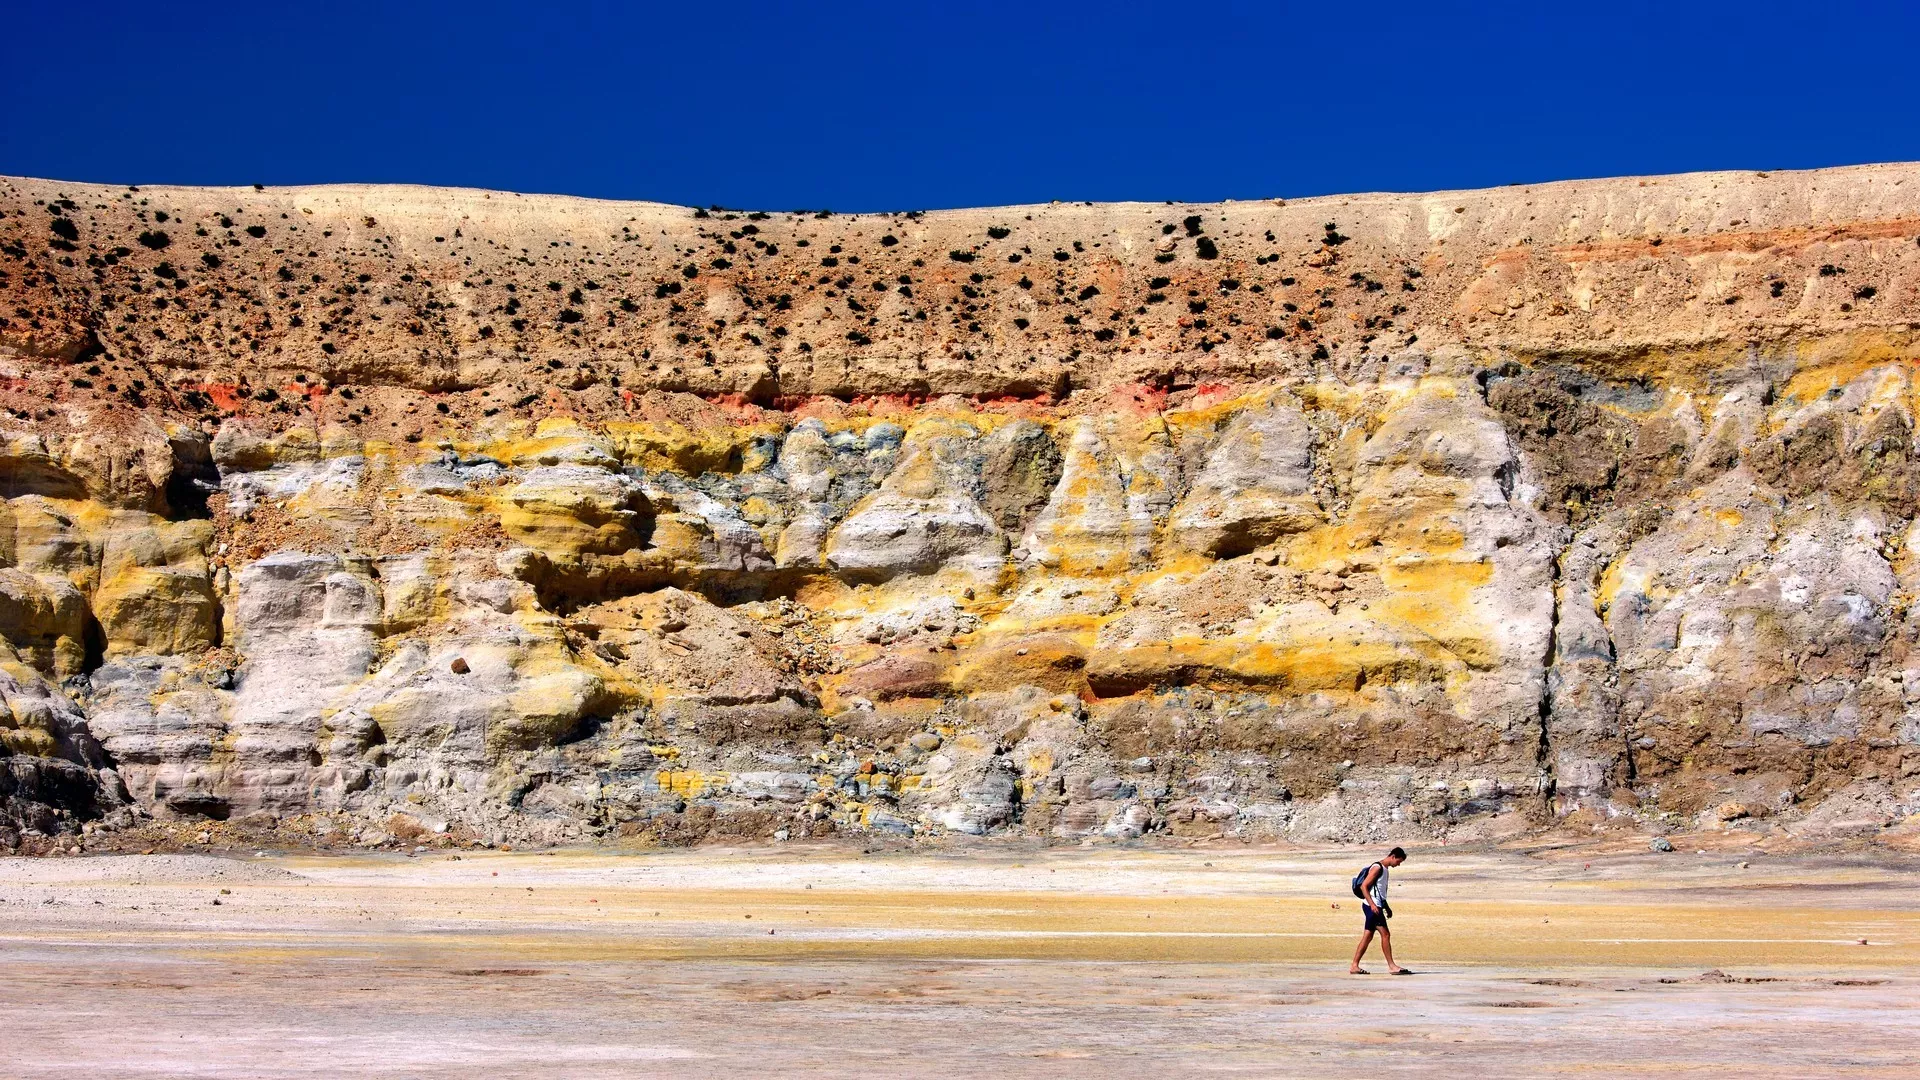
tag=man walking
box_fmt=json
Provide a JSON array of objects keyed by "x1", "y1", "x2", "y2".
[{"x1": 1349, "y1": 847, "x2": 1411, "y2": 975}]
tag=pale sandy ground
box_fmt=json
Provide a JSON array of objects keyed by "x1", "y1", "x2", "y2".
[{"x1": 4, "y1": 843, "x2": 1919, "y2": 1078}]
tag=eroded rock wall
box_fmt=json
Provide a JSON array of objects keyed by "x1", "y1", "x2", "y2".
[{"x1": 3, "y1": 166, "x2": 1920, "y2": 847}]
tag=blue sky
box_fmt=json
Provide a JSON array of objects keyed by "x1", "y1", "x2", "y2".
[{"x1": 4, "y1": 1, "x2": 1916, "y2": 210}]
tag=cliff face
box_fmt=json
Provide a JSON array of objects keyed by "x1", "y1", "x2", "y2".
[{"x1": 3, "y1": 166, "x2": 1920, "y2": 848}]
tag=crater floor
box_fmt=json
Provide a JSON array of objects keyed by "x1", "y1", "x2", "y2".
[{"x1": 5, "y1": 844, "x2": 1919, "y2": 1077}]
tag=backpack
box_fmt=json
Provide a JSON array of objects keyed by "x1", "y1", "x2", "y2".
[{"x1": 1350, "y1": 862, "x2": 1379, "y2": 900}]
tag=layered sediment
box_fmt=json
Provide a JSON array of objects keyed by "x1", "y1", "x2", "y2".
[{"x1": 3, "y1": 165, "x2": 1920, "y2": 848}]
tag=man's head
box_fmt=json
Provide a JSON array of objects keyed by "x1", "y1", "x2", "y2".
[{"x1": 1383, "y1": 847, "x2": 1406, "y2": 866}]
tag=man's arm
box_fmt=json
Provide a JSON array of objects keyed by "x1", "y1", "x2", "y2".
[{"x1": 1360, "y1": 864, "x2": 1381, "y2": 910}]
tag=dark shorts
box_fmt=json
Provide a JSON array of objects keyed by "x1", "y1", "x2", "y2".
[{"x1": 1362, "y1": 905, "x2": 1388, "y2": 932}]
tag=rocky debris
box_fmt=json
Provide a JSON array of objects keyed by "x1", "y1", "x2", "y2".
[
  {"x1": 1022, "y1": 418, "x2": 1173, "y2": 574},
  {"x1": 825, "y1": 420, "x2": 1005, "y2": 582},
  {"x1": 2, "y1": 166, "x2": 1920, "y2": 849},
  {"x1": 979, "y1": 420, "x2": 1064, "y2": 530},
  {"x1": 0, "y1": 651, "x2": 125, "y2": 844},
  {"x1": 1170, "y1": 399, "x2": 1322, "y2": 557},
  {"x1": 0, "y1": 567, "x2": 87, "y2": 676}
]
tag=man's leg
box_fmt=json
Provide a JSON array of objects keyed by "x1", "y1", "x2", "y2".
[
  {"x1": 1377, "y1": 926, "x2": 1406, "y2": 974},
  {"x1": 1349, "y1": 927, "x2": 1374, "y2": 973}
]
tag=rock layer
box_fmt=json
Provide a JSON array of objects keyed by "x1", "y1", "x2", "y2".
[{"x1": 4, "y1": 166, "x2": 1920, "y2": 846}]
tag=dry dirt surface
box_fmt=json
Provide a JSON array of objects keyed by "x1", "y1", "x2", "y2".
[{"x1": 4, "y1": 844, "x2": 1919, "y2": 1077}]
